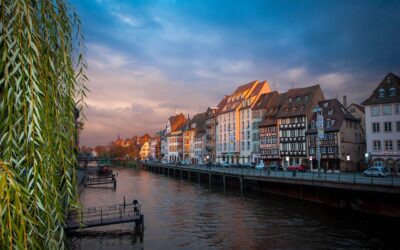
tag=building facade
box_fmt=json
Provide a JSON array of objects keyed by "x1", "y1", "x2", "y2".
[
  {"x1": 306, "y1": 99, "x2": 365, "y2": 172},
  {"x1": 259, "y1": 92, "x2": 286, "y2": 164},
  {"x1": 238, "y1": 81, "x2": 271, "y2": 163},
  {"x1": 165, "y1": 114, "x2": 187, "y2": 163},
  {"x1": 139, "y1": 141, "x2": 150, "y2": 160},
  {"x1": 362, "y1": 73, "x2": 400, "y2": 174},
  {"x1": 277, "y1": 85, "x2": 325, "y2": 167},
  {"x1": 205, "y1": 107, "x2": 218, "y2": 163},
  {"x1": 216, "y1": 80, "x2": 270, "y2": 164}
]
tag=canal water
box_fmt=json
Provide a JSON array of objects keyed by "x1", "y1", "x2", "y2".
[{"x1": 69, "y1": 166, "x2": 397, "y2": 249}]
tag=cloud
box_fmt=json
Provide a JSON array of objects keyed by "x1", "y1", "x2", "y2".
[
  {"x1": 71, "y1": 0, "x2": 400, "y2": 147},
  {"x1": 111, "y1": 12, "x2": 143, "y2": 27}
]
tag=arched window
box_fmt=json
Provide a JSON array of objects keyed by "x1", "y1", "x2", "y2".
[{"x1": 378, "y1": 88, "x2": 385, "y2": 98}]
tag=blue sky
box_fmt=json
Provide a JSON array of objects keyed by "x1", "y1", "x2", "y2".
[{"x1": 73, "y1": 0, "x2": 400, "y2": 146}]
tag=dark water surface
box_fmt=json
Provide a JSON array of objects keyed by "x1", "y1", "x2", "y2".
[{"x1": 69, "y1": 167, "x2": 397, "y2": 250}]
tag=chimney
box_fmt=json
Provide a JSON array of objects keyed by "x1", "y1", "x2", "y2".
[{"x1": 343, "y1": 95, "x2": 347, "y2": 108}]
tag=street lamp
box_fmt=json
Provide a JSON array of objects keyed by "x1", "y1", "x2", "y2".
[
  {"x1": 313, "y1": 105, "x2": 324, "y2": 178},
  {"x1": 346, "y1": 154, "x2": 351, "y2": 171},
  {"x1": 285, "y1": 156, "x2": 289, "y2": 168},
  {"x1": 364, "y1": 152, "x2": 369, "y2": 166},
  {"x1": 309, "y1": 156, "x2": 313, "y2": 171}
]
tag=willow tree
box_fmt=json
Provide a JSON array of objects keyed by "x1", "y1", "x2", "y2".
[{"x1": 0, "y1": 0, "x2": 87, "y2": 249}]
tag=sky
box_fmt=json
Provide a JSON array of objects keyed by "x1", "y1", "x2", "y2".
[{"x1": 71, "y1": 0, "x2": 400, "y2": 147}]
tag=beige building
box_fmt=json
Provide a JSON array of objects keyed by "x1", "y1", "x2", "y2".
[{"x1": 216, "y1": 80, "x2": 270, "y2": 164}]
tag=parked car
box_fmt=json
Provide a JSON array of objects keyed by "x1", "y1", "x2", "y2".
[
  {"x1": 242, "y1": 162, "x2": 255, "y2": 168},
  {"x1": 287, "y1": 165, "x2": 307, "y2": 172},
  {"x1": 255, "y1": 162, "x2": 265, "y2": 170},
  {"x1": 363, "y1": 167, "x2": 390, "y2": 177},
  {"x1": 267, "y1": 163, "x2": 283, "y2": 171},
  {"x1": 179, "y1": 160, "x2": 191, "y2": 166},
  {"x1": 212, "y1": 162, "x2": 222, "y2": 167},
  {"x1": 222, "y1": 161, "x2": 231, "y2": 168}
]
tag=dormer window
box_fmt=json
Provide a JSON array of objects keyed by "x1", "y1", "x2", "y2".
[
  {"x1": 305, "y1": 95, "x2": 309, "y2": 101},
  {"x1": 323, "y1": 102, "x2": 328, "y2": 108},
  {"x1": 326, "y1": 119, "x2": 331, "y2": 128},
  {"x1": 389, "y1": 87, "x2": 396, "y2": 97},
  {"x1": 378, "y1": 88, "x2": 385, "y2": 98},
  {"x1": 328, "y1": 110, "x2": 333, "y2": 115},
  {"x1": 296, "y1": 96, "x2": 300, "y2": 102},
  {"x1": 288, "y1": 97, "x2": 292, "y2": 102}
]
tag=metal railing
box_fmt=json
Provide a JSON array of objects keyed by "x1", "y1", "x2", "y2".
[{"x1": 145, "y1": 163, "x2": 400, "y2": 188}]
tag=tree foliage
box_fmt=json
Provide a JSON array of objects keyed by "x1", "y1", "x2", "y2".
[{"x1": 0, "y1": 0, "x2": 87, "y2": 248}]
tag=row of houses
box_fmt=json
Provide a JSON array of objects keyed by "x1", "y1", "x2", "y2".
[{"x1": 147, "y1": 73, "x2": 399, "y2": 173}]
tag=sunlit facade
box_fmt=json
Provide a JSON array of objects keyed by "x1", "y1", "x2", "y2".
[{"x1": 216, "y1": 80, "x2": 270, "y2": 163}]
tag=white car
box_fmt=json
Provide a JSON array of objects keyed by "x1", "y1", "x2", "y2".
[
  {"x1": 255, "y1": 162, "x2": 265, "y2": 170},
  {"x1": 363, "y1": 167, "x2": 390, "y2": 177}
]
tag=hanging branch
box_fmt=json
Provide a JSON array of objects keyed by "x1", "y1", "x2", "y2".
[{"x1": 0, "y1": 0, "x2": 87, "y2": 248}]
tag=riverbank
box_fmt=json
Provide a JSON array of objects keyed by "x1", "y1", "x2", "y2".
[{"x1": 142, "y1": 163, "x2": 400, "y2": 218}]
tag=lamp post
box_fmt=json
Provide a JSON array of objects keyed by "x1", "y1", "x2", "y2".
[
  {"x1": 364, "y1": 152, "x2": 369, "y2": 167},
  {"x1": 285, "y1": 156, "x2": 289, "y2": 169},
  {"x1": 309, "y1": 156, "x2": 313, "y2": 171},
  {"x1": 313, "y1": 105, "x2": 324, "y2": 178},
  {"x1": 346, "y1": 154, "x2": 351, "y2": 171}
]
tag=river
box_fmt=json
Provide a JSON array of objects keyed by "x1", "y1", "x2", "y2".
[{"x1": 69, "y1": 166, "x2": 398, "y2": 249}]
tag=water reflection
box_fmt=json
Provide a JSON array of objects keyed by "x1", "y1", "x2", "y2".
[{"x1": 69, "y1": 167, "x2": 397, "y2": 249}]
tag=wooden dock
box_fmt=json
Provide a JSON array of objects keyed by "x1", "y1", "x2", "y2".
[
  {"x1": 65, "y1": 200, "x2": 144, "y2": 231},
  {"x1": 83, "y1": 174, "x2": 117, "y2": 188}
]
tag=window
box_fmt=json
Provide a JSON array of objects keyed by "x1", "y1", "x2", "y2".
[
  {"x1": 326, "y1": 119, "x2": 331, "y2": 128},
  {"x1": 398, "y1": 140, "x2": 400, "y2": 150},
  {"x1": 385, "y1": 140, "x2": 393, "y2": 151},
  {"x1": 378, "y1": 88, "x2": 385, "y2": 98},
  {"x1": 372, "y1": 122, "x2": 380, "y2": 132},
  {"x1": 371, "y1": 106, "x2": 380, "y2": 116},
  {"x1": 309, "y1": 148, "x2": 315, "y2": 154},
  {"x1": 384, "y1": 122, "x2": 392, "y2": 132},
  {"x1": 383, "y1": 105, "x2": 392, "y2": 115},
  {"x1": 328, "y1": 147, "x2": 335, "y2": 154},
  {"x1": 396, "y1": 104, "x2": 400, "y2": 114},
  {"x1": 310, "y1": 120, "x2": 315, "y2": 129},
  {"x1": 389, "y1": 87, "x2": 396, "y2": 97},
  {"x1": 328, "y1": 110, "x2": 333, "y2": 115},
  {"x1": 373, "y1": 140, "x2": 381, "y2": 151},
  {"x1": 397, "y1": 121, "x2": 400, "y2": 132}
]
